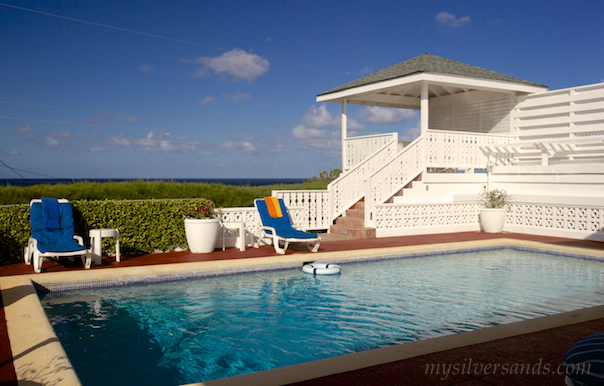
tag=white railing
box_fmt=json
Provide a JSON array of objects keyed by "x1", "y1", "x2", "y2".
[
  {"x1": 344, "y1": 133, "x2": 398, "y2": 170},
  {"x1": 218, "y1": 205, "x2": 309, "y2": 248},
  {"x1": 273, "y1": 190, "x2": 330, "y2": 230},
  {"x1": 365, "y1": 136, "x2": 425, "y2": 227},
  {"x1": 328, "y1": 137, "x2": 399, "y2": 220},
  {"x1": 425, "y1": 130, "x2": 513, "y2": 168}
]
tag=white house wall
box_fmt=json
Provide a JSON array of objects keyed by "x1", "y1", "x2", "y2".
[{"x1": 429, "y1": 91, "x2": 514, "y2": 134}]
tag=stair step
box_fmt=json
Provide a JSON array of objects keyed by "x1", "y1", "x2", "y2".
[
  {"x1": 330, "y1": 224, "x2": 376, "y2": 239},
  {"x1": 335, "y1": 216, "x2": 364, "y2": 228}
]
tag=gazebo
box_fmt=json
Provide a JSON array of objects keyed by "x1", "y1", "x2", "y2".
[{"x1": 316, "y1": 54, "x2": 547, "y2": 172}]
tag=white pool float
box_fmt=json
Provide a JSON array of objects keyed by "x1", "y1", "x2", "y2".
[{"x1": 302, "y1": 263, "x2": 341, "y2": 275}]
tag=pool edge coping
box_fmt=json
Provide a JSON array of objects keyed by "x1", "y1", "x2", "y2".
[{"x1": 2, "y1": 237, "x2": 604, "y2": 385}]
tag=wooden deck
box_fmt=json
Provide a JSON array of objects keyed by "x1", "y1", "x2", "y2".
[{"x1": 1, "y1": 232, "x2": 604, "y2": 385}]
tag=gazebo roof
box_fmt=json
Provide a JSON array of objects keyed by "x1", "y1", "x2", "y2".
[{"x1": 317, "y1": 54, "x2": 547, "y2": 108}]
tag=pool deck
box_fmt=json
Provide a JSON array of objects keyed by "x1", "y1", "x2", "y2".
[{"x1": 1, "y1": 231, "x2": 604, "y2": 385}]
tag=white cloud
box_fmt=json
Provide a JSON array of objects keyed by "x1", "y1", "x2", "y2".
[
  {"x1": 292, "y1": 105, "x2": 365, "y2": 149},
  {"x1": 140, "y1": 63, "x2": 155, "y2": 72},
  {"x1": 16, "y1": 124, "x2": 32, "y2": 133},
  {"x1": 135, "y1": 131, "x2": 198, "y2": 153},
  {"x1": 359, "y1": 107, "x2": 418, "y2": 125},
  {"x1": 198, "y1": 96, "x2": 217, "y2": 105},
  {"x1": 188, "y1": 49, "x2": 269, "y2": 83},
  {"x1": 109, "y1": 134, "x2": 131, "y2": 147},
  {"x1": 400, "y1": 125, "x2": 421, "y2": 141},
  {"x1": 9, "y1": 150, "x2": 20, "y2": 155},
  {"x1": 41, "y1": 130, "x2": 71, "y2": 146},
  {"x1": 224, "y1": 92, "x2": 251, "y2": 101},
  {"x1": 436, "y1": 12, "x2": 471, "y2": 28}
]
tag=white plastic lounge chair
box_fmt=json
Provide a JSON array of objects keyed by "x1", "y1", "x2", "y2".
[
  {"x1": 254, "y1": 197, "x2": 320, "y2": 255},
  {"x1": 24, "y1": 198, "x2": 92, "y2": 273}
]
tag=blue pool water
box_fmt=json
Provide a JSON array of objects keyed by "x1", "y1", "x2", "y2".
[{"x1": 40, "y1": 248, "x2": 604, "y2": 385}]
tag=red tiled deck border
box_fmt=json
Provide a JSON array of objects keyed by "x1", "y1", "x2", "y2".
[{"x1": 1, "y1": 232, "x2": 603, "y2": 385}]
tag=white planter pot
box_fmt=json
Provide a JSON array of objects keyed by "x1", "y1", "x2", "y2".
[
  {"x1": 184, "y1": 218, "x2": 220, "y2": 253},
  {"x1": 479, "y1": 208, "x2": 507, "y2": 233}
]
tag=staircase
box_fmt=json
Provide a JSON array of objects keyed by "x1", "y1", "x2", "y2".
[{"x1": 329, "y1": 200, "x2": 376, "y2": 239}]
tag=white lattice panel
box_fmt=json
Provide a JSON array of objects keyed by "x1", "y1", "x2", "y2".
[
  {"x1": 508, "y1": 203, "x2": 604, "y2": 235},
  {"x1": 375, "y1": 202, "x2": 481, "y2": 229}
]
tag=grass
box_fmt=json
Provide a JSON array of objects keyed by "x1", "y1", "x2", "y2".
[{"x1": 0, "y1": 180, "x2": 330, "y2": 206}]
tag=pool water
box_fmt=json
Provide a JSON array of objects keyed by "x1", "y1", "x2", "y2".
[{"x1": 40, "y1": 249, "x2": 604, "y2": 385}]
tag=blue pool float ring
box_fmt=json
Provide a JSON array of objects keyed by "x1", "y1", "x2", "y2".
[
  {"x1": 564, "y1": 331, "x2": 604, "y2": 386},
  {"x1": 302, "y1": 263, "x2": 341, "y2": 275}
]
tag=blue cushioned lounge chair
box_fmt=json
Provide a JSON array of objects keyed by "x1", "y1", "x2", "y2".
[
  {"x1": 254, "y1": 197, "x2": 320, "y2": 255},
  {"x1": 24, "y1": 198, "x2": 92, "y2": 273}
]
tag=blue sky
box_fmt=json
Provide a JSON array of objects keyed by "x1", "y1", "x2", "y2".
[{"x1": 0, "y1": 0, "x2": 602, "y2": 180}]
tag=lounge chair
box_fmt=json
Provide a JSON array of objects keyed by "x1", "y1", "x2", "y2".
[
  {"x1": 254, "y1": 197, "x2": 320, "y2": 254},
  {"x1": 24, "y1": 198, "x2": 92, "y2": 273}
]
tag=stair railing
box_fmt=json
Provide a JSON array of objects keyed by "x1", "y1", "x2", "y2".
[
  {"x1": 364, "y1": 136, "x2": 425, "y2": 227},
  {"x1": 328, "y1": 134, "x2": 398, "y2": 221}
]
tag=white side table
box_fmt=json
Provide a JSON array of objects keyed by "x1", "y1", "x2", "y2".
[
  {"x1": 89, "y1": 229, "x2": 120, "y2": 265},
  {"x1": 221, "y1": 221, "x2": 246, "y2": 251}
]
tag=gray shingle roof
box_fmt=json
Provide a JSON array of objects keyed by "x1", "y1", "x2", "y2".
[{"x1": 318, "y1": 54, "x2": 545, "y2": 96}]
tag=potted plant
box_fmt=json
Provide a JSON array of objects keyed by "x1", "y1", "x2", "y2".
[
  {"x1": 479, "y1": 188, "x2": 510, "y2": 233},
  {"x1": 183, "y1": 199, "x2": 220, "y2": 253}
]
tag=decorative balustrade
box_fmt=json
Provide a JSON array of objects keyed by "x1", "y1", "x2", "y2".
[
  {"x1": 425, "y1": 130, "x2": 513, "y2": 168},
  {"x1": 272, "y1": 190, "x2": 330, "y2": 230},
  {"x1": 344, "y1": 133, "x2": 398, "y2": 170}
]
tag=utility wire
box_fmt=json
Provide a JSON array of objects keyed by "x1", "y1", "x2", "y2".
[
  {"x1": 0, "y1": 164, "x2": 64, "y2": 179},
  {"x1": 0, "y1": 115, "x2": 341, "y2": 140},
  {"x1": 0, "y1": 2, "x2": 351, "y2": 74},
  {"x1": 0, "y1": 159, "x2": 31, "y2": 183},
  {"x1": 0, "y1": 130, "x2": 337, "y2": 152},
  {"x1": 0, "y1": 101, "x2": 298, "y2": 129}
]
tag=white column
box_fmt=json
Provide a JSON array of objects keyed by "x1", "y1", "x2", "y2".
[
  {"x1": 342, "y1": 99, "x2": 348, "y2": 171},
  {"x1": 420, "y1": 82, "x2": 429, "y2": 136}
]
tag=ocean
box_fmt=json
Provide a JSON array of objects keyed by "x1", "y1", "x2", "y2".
[{"x1": 1, "y1": 178, "x2": 307, "y2": 187}]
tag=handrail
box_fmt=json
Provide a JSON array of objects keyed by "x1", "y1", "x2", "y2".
[
  {"x1": 364, "y1": 136, "x2": 425, "y2": 227},
  {"x1": 328, "y1": 135, "x2": 398, "y2": 220}
]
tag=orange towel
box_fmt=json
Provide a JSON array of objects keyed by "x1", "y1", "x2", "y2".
[{"x1": 264, "y1": 197, "x2": 283, "y2": 218}]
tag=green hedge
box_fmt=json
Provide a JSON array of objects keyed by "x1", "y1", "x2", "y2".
[{"x1": 0, "y1": 199, "x2": 211, "y2": 265}]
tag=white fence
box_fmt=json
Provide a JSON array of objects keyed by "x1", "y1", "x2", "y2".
[
  {"x1": 513, "y1": 82, "x2": 604, "y2": 140},
  {"x1": 344, "y1": 133, "x2": 398, "y2": 170}
]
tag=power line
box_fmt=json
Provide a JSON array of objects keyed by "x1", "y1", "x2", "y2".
[
  {"x1": 0, "y1": 3, "x2": 351, "y2": 74},
  {"x1": 0, "y1": 101, "x2": 314, "y2": 130},
  {"x1": 0, "y1": 159, "x2": 31, "y2": 183},
  {"x1": 0, "y1": 130, "x2": 337, "y2": 152},
  {"x1": 0, "y1": 164, "x2": 64, "y2": 179},
  {"x1": 0, "y1": 115, "x2": 341, "y2": 141}
]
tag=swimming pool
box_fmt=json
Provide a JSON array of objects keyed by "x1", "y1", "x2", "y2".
[{"x1": 39, "y1": 247, "x2": 604, "y2": 385}]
